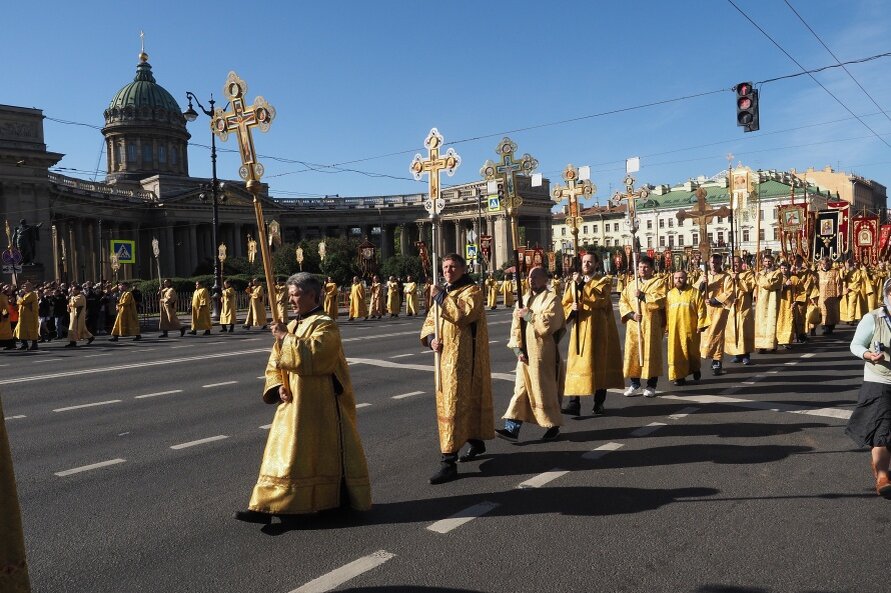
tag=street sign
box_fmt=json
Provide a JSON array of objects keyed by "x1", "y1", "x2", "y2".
[
  {"x1": 110, "y1": 239, "x2": 136, "y2": 264},
  {"x1": 2, "y1": 264, "x2": 22, "y2": 274},
  {"x1": 487, "y1": 195, "x2": 501, "y2": 212},
  {"x1": 1, "y1": 248, "x2": 22, "y2": 265},
  {"x1": 465, "y1": 243, "x2": 478, "y2": 263}
]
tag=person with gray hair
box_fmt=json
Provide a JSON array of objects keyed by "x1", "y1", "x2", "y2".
[
  {"x1": 846, "y1": 276, "x2": 891, "y2": 498},
  {"x1": 235, "y1": 271, "x2": 371, "y2": 524}
]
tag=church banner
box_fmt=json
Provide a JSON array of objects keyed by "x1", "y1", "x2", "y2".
[
  {"x1": 880, "y1": 224, "x2": 891, "y2": 260},
  {"x1": 852, "y1": 214, "x2": 879, "y2": 266},
  {"x1": 777, "y1": 203, "x2": 809, "y2": 260},
  {"x1": 811, "y1": 209, "x2": 844, "y2": 262},
  {"x1": 827, "y1": 200, "x2": 851, "y2": 254}
]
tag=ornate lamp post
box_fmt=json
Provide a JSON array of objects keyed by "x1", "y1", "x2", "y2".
[{"x1": 183, "y1": 92, "x2": 224, "y2": 320}]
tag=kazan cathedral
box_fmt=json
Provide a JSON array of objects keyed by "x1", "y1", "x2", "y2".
[{"x1": 0, "y1": 50, "x2": 554, "y2": 282}]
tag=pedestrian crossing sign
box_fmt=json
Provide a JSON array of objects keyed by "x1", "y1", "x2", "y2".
[
  {"x1": 110, "y1": 239, "x2": 136, "y2": 264},
  {"x1": 487, "y1": 195, "x2": 501, "y2": 212}
]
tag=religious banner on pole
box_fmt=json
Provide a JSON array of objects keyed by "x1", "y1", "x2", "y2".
[
  {"x1": 546, "y1": 251, "x2": 556, "y2": 273},
  {"x1": 828, "y1": 200, "x2": 851, "y2": 254},
  {"x1": 852, "y1": 213, "x2": 880, "y2": 265},
  {"x1": 415, "y1": 240, "x2": 430, "y2": 277},
  {"x1": 811, "y1": 209, "x2": 845, "y2": 262},
  {"x1": 777, "y1": 203, "x2": 809, "y2": 261},
  {"x1": 879, "y1": 224, "x2": 891, "y2": 260},
  {"x1": 479, "y1": 235, "x2": 492, "y2": 266},
  {"x1": 662, "y1": 248, "x2": 672, "y2": 272}
]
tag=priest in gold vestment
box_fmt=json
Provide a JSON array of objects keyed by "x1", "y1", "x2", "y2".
[
  {"x1": 501, "y1": 275, "x2": 515, "y2": 307},
  {"x1": 158, "y1": 279, "x2": 186, "y2": 338},
  {"x1": 403, "y1": 275, "x2": 419, "y2": 316},
  {"x1": 236, "y1": 273, "x2": 371, "y2": 524},
  {"x1": 843, "y1": 260, "x2": 869, "y2": 324},
  {"x1": 421, "y1": 254, "x2": 494, "y2": 485},
  {"x1": 243, "y1": 279, "x2": 267, "y2": 330},
  {"x1": 274, "y1": 279, "x2": 289, "y2": 322},
  {"x1": 386, "y1": 276, "x2": 400, "y2": 317},
  {"x1": 496, "y1": 267, "x2": 565, "y2": 441},
  {"x1": 775, "y1": 261, "x2": 800, "y2": 349},
  {"x1": 109, "y1": 282, "x2": 141, "y2": 342},
  {"x1": 619, "y1": 255, "x2": 666, "y2": 397},
  {"x1": 369, "y1": 275, "x2": 383, "y2": 319},
  {"x1": 348, "y1": 276, "x2": 368, "y2": 321},
  {"x1": 485, "y1": 274, "x2": 498, "y2": 309},
  {"x1": 725, "y1": 256, "x2": 756, "y2": 365},
  {"x1": 323, "y1": 277, "x2": 339, "y2": 319},
  {"x1": 754, "y1": 255, "x2": 783, "y2": 353},
  {"x1": 219, "y1": 280, "x2": 237, "y2": 333},
  {"x1": 1, "y1": 397, "x2": 31, "y2": 592},
  {"x1": 189, "y1": 281, "x2": 212, "y2": 335},
  {"x1": 666, "y1": 270, "x2": 708, "y2": 385},
  {"x1": 12, "y1": 282, "x2": 38, "y2": 351},
  {"x1": 699, "y1": 254, "x2": 734, "y2": 375},
  {"x1": 65, "y1": 284, "x2": 93, "y2": 347},
  {"x1": 561, "y1": 253, "x2": 623, "y2": 416}
]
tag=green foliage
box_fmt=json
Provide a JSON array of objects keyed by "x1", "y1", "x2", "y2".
[
  {"x1": 318, "y1": 237, "x2": 361, "y2": 286},
  {"x1": 380, "y1": 254, "x2": 423, "y2": 281}
]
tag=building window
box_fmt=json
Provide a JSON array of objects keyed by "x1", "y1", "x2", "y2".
[
  {"x1": 592, "y1": 224, "x2": 599, "y2": 234},
  {"x1": 115, "y1": 143, "x2": 123, "y2": 167},
  {"x1": 717, "y1": 231, "x2": 724, "y2": 244},
  {"x1": 678, "y1": 235, "x2": 685, "y2": 246},
  {"x1": 561, "y1": 228, "x2": 566, "y2": 236},
  {"x1": 594, "y1": 240, "x2": 600, "y2": 247},
  {"x1": 142, "y1": 143, "x2": 152, "y2": 164},
  {"x1": 158, "y1": 145, "x2": 166, "y2": 164},
  {"x1": 717, "y1": 217, "x2": 723, "y2": 223},
  {"x1": 668, "y1": 235, "x2": 675, "y2": 247},
  {"x1": 678, "y1": 218, "x2": 685, "y2": 226},
  {"x1": 659, "y1": 218, "x2": 665, "y2": 229},
  {"x1": 692, "y1": 233, "x2": 699, "y2": 246},
  {"x1": 659, "y1": 236, "x2": 666, "y2": 247},
  {"x1": 647, "y1": 237, "x2": 653, "y2": 248},
  {"x1": 583, "y1": 225, "x2": 588, "y2": 234},
  {"x1": 759, "y1": 229, "x2": 765, "y2": 241},
  {"x1": 742, "y1": 229, "x2": 750, "y2": 242},
  {"x1": 771, "y1": 227, "x2": 778, "y2": 241},
  {"x1": 647, "y1": 219, "x2": 653, "y2": 230},
  {"x1": 127, "y1": 142, "x2": 137, "y2": 163},
  {"x1": 759, "y1": 209, "x2": 765, "y2": 220},
  {"x1": 668, "y1": 218, "x2": 674, "y2": 228}
]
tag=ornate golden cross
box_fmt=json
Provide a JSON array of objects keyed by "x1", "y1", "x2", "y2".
[
  {"x1": 211, "y1": 72, "x2": 276, "y2": 184},
  {"x1": 410, "y1": 128, "x2": 461, "y2": 219},
  {"x1": 612, "y1": 174, "x2": 650, "y2": 249},
  {"x1": 676, "y1": 186, "x2": 730, "y2": 260},
  {"x1": 551, "y1": 164, "x2": 596, "y2": 240},
  {"x1": 480, "y1": 137, "x2": 538, "y2": 216}
]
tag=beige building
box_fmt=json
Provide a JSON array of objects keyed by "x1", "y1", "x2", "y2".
[{"x1": 792, "y1": 165, "x2": 887, "y2": 212}]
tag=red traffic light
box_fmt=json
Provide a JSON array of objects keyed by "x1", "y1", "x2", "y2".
[
  {"x1": 736, "y1": 82, "x2": 752, "y2": 97},
  {"x1": 734, "y1": 81, "x2": 759, "y2": 132}
]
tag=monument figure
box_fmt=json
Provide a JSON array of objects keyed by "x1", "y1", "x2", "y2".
[{"x1": 13, "y1": 219, "x2": 42, "y2": 264}]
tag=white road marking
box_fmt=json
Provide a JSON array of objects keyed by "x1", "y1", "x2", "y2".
[
  {"x1": 630, "y1": 422, "x2": 667, "y2": 437},
  {"x1": 356, "y1": 403, "x2": 372, "y2": 408},
  {"x1": 170, "y1": 345, "x2": 192, "y2": 349},
  {"x1": 389, "y1": 353, "x2": 414, "y2": 358},
  {"x1": 32, "y1": 358, "x2": 58, "y2": 363},
  {"x1": 582, "y1": 442, "x2": 624, "y2": 460},
  {"x1": 84, "y1": 353, "x2": 113, "y2": 358},
  {"x1": 202, "y1": 381, "x2": 238, "y2": 388},
  {"x1": 289, "y1": 550, "x2": 396, "y2": 593},
  {"x1": 766, "y1": 370, "x2": 779, "y2": 374},
  {"x1": 392, "y1": 391, "x2": 424, "y2": 400},
  {"x1": 260, "y1": 424, "x2": 272, "y2": 430},
  {"x1": 660, "y1": 394, "x2": 852, "y2": 420},
  {"x1": 55, "y1": 458, "x2": 125, "y2": 477},
  {"x1": 118, "y1": 432, "x2": 129, "y2": 436},
  {"x1": 53, "y1": 400, "x2": 122, "y2": 413},
  {"x1": 426, "y1": 501, "x2": 500, "y2": 534},
  {"x1": 5, "y1": 414, "x2": 26, "y2": 420},
  {"x1": 518, "y1": 469, "x2": 568, "y2": 489},
  {"x1": 668, "y1": 406, "x2": 700, "y2": 420},
  {"x1": 784, "y1": 361, "x2": 798, "y2": 366},
  {"x1": 347, "y1": 357, "x2": 514, "y2": 382},
  {"x1": 257, "y1": 376, "x2": 265, "y2": 380},
  {"x1": 170, "y1": 435, "x2": 229, "y2": 450},
  {"x1": 421, "y1": 350, "x2": 435, "y2": 354},
  {"x1": 134, "y1": 389, "x2": 183, "y2": 399},
  {"x1": 489, "y1": 340, "x2": 499, "y2": 344},
  {"x1": 241, "y1": 338, "x2": 262, "y2": 342},
  {"x1": 801, "y1": 353, "x2": 816, "y2": 358}
]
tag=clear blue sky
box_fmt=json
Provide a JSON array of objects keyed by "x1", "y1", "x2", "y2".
[{"x1": 4, "y1": 0, "x2": 890, "y2": 204}]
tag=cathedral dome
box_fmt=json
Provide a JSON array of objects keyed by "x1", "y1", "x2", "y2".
[{"x1": 103, "y1": 53, "x2": 185, "y2": 127}]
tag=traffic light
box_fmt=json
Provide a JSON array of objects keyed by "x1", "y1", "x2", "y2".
[{"x1": 735, "y1": 82, "x2": 759, "y2": 132}]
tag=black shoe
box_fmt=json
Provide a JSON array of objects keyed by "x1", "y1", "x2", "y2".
[
  {"x1": 87, "y1": 336, "x2": 94, "y2": 345},
  {"x1": 180, "y1": 327, "x2": 187, "y2": 337},
  {"x1": 542, "y1": 427, "x2": 560, "y2": 440},
  {"x1": 742, "y1": 356, "x2": 752, "y2": 365},
  {"x1": 592, "y1": 403, "x2": 606, "y2": 416},
  {"x1": 160, "y1": 332, "x2": 168, "y2": 338},
  {"x1": 692, "y1": 371, "x2": 701, "y2": 381},
  {"x1": 188, "y1": 330, "x2": 197, "y2": 335},
  {"x1": 17, "y1": 344, "x2": 27, "y2": 350},
  {"x1": 219, "y1": 327, "x2": 228, "y2": 332},
  {"x1": 348, "y1": 317, "x2": 354, "y2": 321},
  {"x1": 28, "y1": 343, "x2": 38, "y2": 351},
  {"x1": 561, "y1": 399, "x2": 581, "y2": 416},
  {"x1": 64, "y1": 342, "x2": 76, "y2": 348},
  {"x1": 673, "y1": 378, "x2": 687, "y2": 386},
  {"x1": 242, "y1": 325, "x2": 249, "y2": 330},
  {"x1": 711, "y1": 361, "x2": 723, "y2": 376},
  {"x1": 757, "y1": 348, "x2": 766, "y2": 354},
  {"x1": 810, "y1": 328, "x2": 817, "y2": 337},
  {"x1": 458, "y1": 442, "x2": 486, "y2": 462},
  {"x1": 730, "y1": 355, "x2": 742, "y2": 363},
  {"x1": 228, "y1": 327, "x2": 234, "y2": 333},
  {"x1": 133, "y1": 335, "x2": 141, "y2": 341},
  {"x1": 260, "y1": 325, "x2": 268, "y2": 330},
  {"x1": 429, "y1": 463, "x2": 457, "y2": 485},
  {"x1": 233, "y1": 510, "x2": 272, "y2": 524},
  {"x1": 495, "y1": 428, "x2": 519, "y2": 442},
  {"x1": 109, "y1": 336, "x2": 118, "y2": 342},
  {"x1": 782, "y1": 344, "x2": 792, "y2": 350},
  {"x1": 204, "y1": 330, "x2": 211, "y2": 336}
]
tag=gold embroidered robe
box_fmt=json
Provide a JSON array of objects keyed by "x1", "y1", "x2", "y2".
[
  {"x1": 324, "y1": 282, "x2": 339, "y2": 319},
  {"x1": 403, "y1": 282, "x2": 418, "y2": 315},
  {"x1": 220, "y1": 287, "x2": 237, "y2": 325},
  {"x1": 503, "y1": 289, "x2": 565, "y2": 428},
  {"x1": 245, "y1": 285, "x2": 266, "y2": 327},
  {"x1": 843, "y1": 268, "x2": 868, "y2": 322},
  {"x1": 818, "y1": 268, "x2": 842, "y2": 327},
  {"x1": 776, "y1": 275, "x2": 799, "y2": 346},
  {"x1": 67, "y1": 293, "x2": 92, "y2": 342},
  {"x1": 1, "y1": 397, "x2": 31, "y2": 593},
  {"x1": 250, "y1": 313, "x2": 371, "y2": 514},
  {"x1": 369, "y1": 282, "x2": 383, "y2": 317},
  {"x1": 386, "y1": 281, "x2": 400, "y2": 314},
  {"x1": 699, "y1": 272, "x2": 734, "y2": 360},
  {"x1": 420, "y1": 282, "x2": 494, "y2": 453},
  {"x1": 666, "y1": 286, "x2": 708, "y2": 380},
  {"x1": 485, "y1": 278, "x2": 498, "y2": 308},
  {"x1": 12, "y1": 292, "x2": 37, "y2": 342},
  {"x1": 0, "y1": 295, "x2": 12, "y2": 341},
  {"x1": 349, "y1": 282, "x2": 367, "y2": 318},
  {"x1": 159, "y1": 287, "x2": 181, "y2": 331},
  {"x1": 724, "y1": 271, "x2": 755, "y2": 356},
  {"x1": 191, "y1": 288, "x2": 212, "y2": 331},
  {"x1": 619, "y1": 276, "x2": 666, "y2": 379},
  {"x1": 754, "y1": 268, "x2": 783, "y2": 350},
  {"x1": 501, "y1": 280, "x2": 515, "y2": 307},
  {"x1": 275, "y1": 285, "x2": 289, "y2": 322},
  {"x1": 111, "y1": 291, "x2": 139, "y2": 337}
]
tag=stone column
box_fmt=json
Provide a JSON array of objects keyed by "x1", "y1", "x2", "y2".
[
  {"x1": 188, "y1": 223, "x2": 199, "y2": 276},
  {"x1": 398, "y1": 224, "x2": 409, "y2": 256},
  {"x1": 494, "y1": 214, "x2": 511, "y2": 270},
  {"x1": 74, "y1": 219, "x2": 86, "y2": 283},
  {"x1": 380, "y1": 225, "x2": 393, "y2": 261}
]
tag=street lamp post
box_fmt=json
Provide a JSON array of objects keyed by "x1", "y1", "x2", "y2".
[{"x1": 184, "y1": 92, "x2": 223, "y2": 320}]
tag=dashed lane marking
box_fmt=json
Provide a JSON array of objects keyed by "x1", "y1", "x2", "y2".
[
  {"x1": 202, "y1": 381, "x2": 238, "y2": 388},
  {"x1": 801, "y1": 353, "x2": 816, "y2": 358},
  {"x1": 84, "y1": 353, "x2": 113, "y2": 358},
  {"x1": 389, "y1": 353, "x2": 414, "y2": 358},
  {"x1": 582, "y1": 442, "x2": 624, "y2": 460},
  {"x1": 518, "y1": 469, "x2": 568, "y2": 489},
  {"x1": 629, "y1": 422, "x2": 667, "y2": 437},
  {"x1": 784, "y1": 361, "x2": 799, "y2": 366},
  {"x1": 5, "y1": 415, "x2": 26, "y2": 420},
  {"x1": 53, "y1": 400, "x2": 122, "y2": 413},
  {"x1": 260, "y1": 424, "x2": 272, "y2": 430},
  {"x1": 134, "y1": 390, "x2": 183, "y2": 399},
  {"x1": 170, "y1": 435, "x2": 229, "y2": 450},
  {"x1": 55, "y1": 458, "x2": 125, "y2": 477},
  {"x1": 289, "y1": 550, "x2": 396, "y2": 593},
  {"x1": 660, "y1": 394, "x2": 852, "y2": 420},
  {"x1": 668, "y1": 406, "x2": 700, "y2": 420},
  {"x1": 356, "y1": 403, "x2": 372, "y2": 408},
  {"x1": 426, "y1": 501, "x2": 500, "y2": 534},
  {"x1": 392, "y1": 391, "x2": 424, "y2": 400}
]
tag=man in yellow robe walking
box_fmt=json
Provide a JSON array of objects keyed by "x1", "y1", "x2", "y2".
[
  {"x1": 700, "y1": 254, "x2": 734, "y2": 376},
  {"x1": 109, "y1": 282, "x2": 141, "y2": 342},
  {"x1": 219, "y1": 279, "x2": 237, "y2": 333},
  {"x1": 619, "y1": 255, "x2": 666, "y2": 397},
  {"x1": 843, "y1": 259, "x2": 868, "y2": 324},
  {"x1": 501, "y1": 274, "x2": 515, "y2": 308},
  {"x1": 13, "y1": 281, "x2": 38, "y2": 351},
  {"x1": 243, "y1": 279, "x2": 267, "y2": 330},
  {"x1": 725, "y1": 256, "x2": 756, "y2": 366},
  {"x1": 755, "y1": 255, "x2": 783, "y2": 353},
  {"x1": 65, "y1": 284, "x2": 94, "y2": 348},
  {"x1": 496, "y1": 267, "x2": 565, "y2": 441},
  {"x1": 189, "y1": 280, "x2": 212, "y2": 336},
  {"x1": 323, "y1": 277, "x2": 339, "y2": 319},
  {"x1": 403, "y1": 275, "x2": 418, "y2": 316},
  {"x1": 369, "y1": 275, "x2": 383, "y2": 319},
  {"x1": 561, "y1": 253, "x2": 624, "y2": 416},
  {"x1": 485, "y1": 273, "x2": 498, "y2": 310},
  {"x1": 235, "y1": 273, "x2": 371, "y2": 525},
  {"x1": 776, "y1": 261, "x2": 800, "y2": 349},
  {"x1": 666, "y1": 270, "x2": 708, "y2": 386},
  {"x1": 158, "y1": 279, "x2": 186, "y2": 338},
  {"x1": 348, "y1": 276, "x2": 368, "y2": 321},
  {"x1": 817, "y1": 257, "x2": 842, "y2": 335},
  {"x1": 421, "y1": 254, "x2": 494, "y2": 484}
]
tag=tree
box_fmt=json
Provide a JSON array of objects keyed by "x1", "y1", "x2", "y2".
[
  {"x1": 380, "y1": 254, "x2": 423, "y2": 281},
  {"x1": 318, "y1": 236, "x2": 361, "y2": 286}
]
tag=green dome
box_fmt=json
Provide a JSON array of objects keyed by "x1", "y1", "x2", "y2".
[{"x1": 107, "y1": 58, "x2": 182, "y2": 114}]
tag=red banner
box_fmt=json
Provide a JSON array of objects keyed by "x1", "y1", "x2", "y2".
[
  {"x1": 881, "y1": 225, "x2": 891, "y2": 259},
  {"x1": 828, "y1": 201, "x2": 851, "y2": 253},
  {"x1": 777, "y1": 203, "x2": 809, "y2": 260},
  {"x1": 852, "y1": 215, "x2": 879, "y2": 265}
]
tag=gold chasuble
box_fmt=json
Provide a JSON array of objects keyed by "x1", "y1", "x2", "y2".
[
  {"x1": 754, "y1": 269, "x2": 782, "y2": 350},
  {"x1": 403, "y1": 282, "x2": 419, "y2": 315},
  {"x1": 67, "y1": 293, "x2": 92, "y2": 342},
  {"x1": 349, "y1": 282, "x2": 368, "y2": 319},
  {"x1": 111, "y1": 291, "x2": 139, "y2": 337},
  {"x1": 485, "y1": 278, "x2": 498, "y2": 309},
  {"x1": 1, "y1": 398, "x2": 31, "y2": 593},
  {"x1": 619, "y1": 276, "x2": 666, "y2": 379},
  {"x1": 275, "y1": 285, "x2": 289, "y2": 322},
  {"x1": 323, "y1": 282, "x2": 339, "y2": 319},
  {"x1": 250, "y1": 312, "x2": 371, "y2": 514},
  {"x1": 562, "y1": 275, "x2": 624, "y2": 395},
  {"x1": 863, "y1": 268, "x2": 878, "y2": 312},
  {"x1": 12, "y1": 292, "x2": 37, "y2": 342},
  {"x1": 775, "y1": 275, "x2": 799, "y2": 346},
  {"x1": 220, "y1": 287, "x2": 237, "y2": 325},
  {"x1": 724, "y1": 271, "x2": 755, "y2": 356},
  {"x1": 191, "y1": 288, "x2": 212, "y2": 331},
  {"x1": 700, "y1": 272, "x2": 734, "y2": 361},
  {"x1": 386, "y1": 281, "x2": 400, "y2": 315},
  {"x1": 0, "y1": 294, "x2": 13, "y2": 342},
  {"x1": 420, "y1": 280, "x2": 494, "y2": 454},
  {"x1": 246, "y1": 285, "x2": 267, "y2": 327},
  {"x1": 369, "y1": 281, "x2": 383, "y2": 317},
  {"x1": 501, "y1": 279, "x2": 515, "y2": 307},
  {"x1": 843, "y1": 268, "x2": 868, "y2": 322},
  {"x1": 159, "y1": 287, "x2": 181, "y2": 331},
  {"x1": 666, "y1": 286, "x2": 708, "y2": 381},
  {"x1": 503, "y1": 288, "x2": 565, "y2": 428}
]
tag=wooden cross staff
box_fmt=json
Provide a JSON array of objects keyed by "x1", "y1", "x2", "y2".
[
  {"x1": 676, "y1": 186, "x2": 730, "y2": 263},
  {"x1": 612, "y1": 175, "x2": 650, "y2": 366},
  {"x1": 551, "y1": 164, "x2": 596, "y2": 355},
  {"x1": 410, "y1": 128, "x2": 461, "y2": 393}
]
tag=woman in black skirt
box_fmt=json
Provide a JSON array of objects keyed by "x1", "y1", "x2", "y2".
[{"x1": 846, "y1": 277, "x2": 891, "y2": 498}]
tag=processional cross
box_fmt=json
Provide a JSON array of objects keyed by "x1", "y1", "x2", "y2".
[
  {"x1": 676, "y1": 186, "x2": 730, "y2": 262},
  {"x1": 410, "y1": 128, "x2": 461, "y2": 392}
]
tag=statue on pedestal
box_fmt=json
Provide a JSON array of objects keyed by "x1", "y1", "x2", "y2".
[{"x1": 13, "y1": 219, "x2": 42, "y2": 264}]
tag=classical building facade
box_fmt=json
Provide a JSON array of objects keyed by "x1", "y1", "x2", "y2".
[{"x1": 0, "y1": 53, "x2": 553, "y2": 283}]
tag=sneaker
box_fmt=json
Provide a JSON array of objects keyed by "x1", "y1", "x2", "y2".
[
  {"x1": 561, "y1": 400, "x2": 581, "y2": 416},
  {"x1": 730, "y1": 355, "x2": 742, "y2": 363},
  {"x1": 623, "y1": 385, "x2": 641, "y2": 397},
  {"x1": 643, "y1": 388, "x2": 657, "y2": 398},
  {"x1": 458, "y1": 442, "x2": 486, "y2": 462},
  {"x1": 742, "y1": 356, "x2": 752, "y2": 366}
]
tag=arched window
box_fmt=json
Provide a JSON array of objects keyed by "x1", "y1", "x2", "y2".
[
  {"x1": 159, "y1": 145, "x2": 167, "y2": 164},
  {"x1": 127, "y1": 142, "x2": 137, "y2": 163}
]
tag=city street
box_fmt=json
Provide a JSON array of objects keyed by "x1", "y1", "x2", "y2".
[{"x1": 2, "y1": 306, "x2": 884, "y2": 593}]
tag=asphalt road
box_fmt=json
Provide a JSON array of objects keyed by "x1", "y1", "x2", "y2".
[{"x1": 2, "y1": 303, "x2": 886, "y2": 593}]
